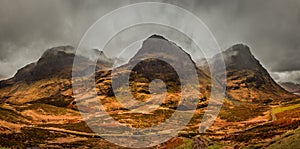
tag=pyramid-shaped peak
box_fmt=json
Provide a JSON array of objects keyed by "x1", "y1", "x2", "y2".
[
  {"x1": 221, "y1": 44, "x2": 258, "y2": 70},
  {"x1": 207, "y1": 43, "x2": 260, "y2": 72},
  {"x1": 130, "y1": 34, "x2": 192, "y2": 63},
  {"x1": 219, "y1": 44, "x2": 255, "y2": 64}
]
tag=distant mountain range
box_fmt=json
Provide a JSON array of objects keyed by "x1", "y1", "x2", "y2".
[
  {"x1": 279, "y1": 82, "x2": 300, "y2": 95},
  {"x1": 0, "y1": 35, "x2": 298, "y2": 107}
]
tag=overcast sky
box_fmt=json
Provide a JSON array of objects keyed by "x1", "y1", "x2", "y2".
[{"x1": 0, "y1": 0, "x2": 299, "y2": 83}]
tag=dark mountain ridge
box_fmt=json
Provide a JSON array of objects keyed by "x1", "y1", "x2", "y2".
[
  {"x1": 0, "y1": 46, "x2": 113, "y2": 87},
  {"x1": 0, "y1": 36, "x2": 298, "y2": 107},
  {"x1": 200, "y1": 44, "x2": 298, "y2": 103}
]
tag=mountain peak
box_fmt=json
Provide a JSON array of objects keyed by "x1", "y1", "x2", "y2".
[
  {"x1": 12, "y1": 46, "x2": 76, "y2": 82},
  {"x1": 201, "y1": 43, "x2": 298, "y2": 103},
  {"x1": 41, "y1": 46, "x2": 75, "y2": 59},
  {"x1": 224, "y1": 44, "x2": 252, "y2": 58},
  {"x1": 218, "y1": 44, "x2": 258, "y2": 70},
  {"x1": 129, "y1": 34, "x2": 194, "y2": 67},
  {"x1": 229, "y1": 44, "x2": 250, "y2": 52},
  {"x1": 223, "y1": 43, "x2": 251, "y2": 56},
  {"x1": 148, "y1": 34, "x2": 167, "y2": 40}
]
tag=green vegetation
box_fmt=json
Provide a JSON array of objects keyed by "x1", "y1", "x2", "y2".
[
  {"x1": 273, "y1": 104, "x2": 300, "y2": 114},
  {"x1": 174, "y1": 139, "x2": 193, "y2": 149},
  {"x1": 208, "y1": 145, "x2": 221, "y2": 149},
  {"x1": 285, "y1": 98, "x2": 300, "y2": 105}
]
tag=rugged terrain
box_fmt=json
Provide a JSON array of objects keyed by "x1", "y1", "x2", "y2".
[{"x1": 0, "y1": 35, "x2": 299, "y2": 148}]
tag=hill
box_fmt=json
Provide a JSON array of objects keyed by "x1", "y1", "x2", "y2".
[
  {"x1": 0, "y1": 46, "x2": 113, "y2": 106},
  {"x1": 200, "y1": 44, "x2": 298, "y2": 104}
]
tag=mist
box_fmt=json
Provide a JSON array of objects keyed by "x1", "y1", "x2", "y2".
[{"x1": 0, "y1": 0, "x2": 299, "y2": 82}]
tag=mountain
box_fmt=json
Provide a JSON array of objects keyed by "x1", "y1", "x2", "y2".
[
  {"x1": 0, "y1": 36, "x2": 299, "y2": 148},
  {"x1": 0, "y1": 46, "x2": 113, "y2": 106},
  {"x1": 200, "y1": 44, "x2": 298, "y2": 104},
  {"x1": 0, "y1": 35, "x2": 214, "y2": 148},
  {"x1": 126, "y1": 34, "x2": 211, "y2": 92},
  {"x1": 0, "y1": 35, "x2": 212, "y2": 109},
  {"x1": 91, "y1": 34, "x2": 213, "y2": 111},
  {"x1": 1, "y1": 46, "x2": 113, "y2": 85},
  {"x1": 279, "y1": 82, "x2": 300, "y2": 95}
]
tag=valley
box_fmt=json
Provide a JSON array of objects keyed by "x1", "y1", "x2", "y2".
[{"x1": 0, "y1": 35, "x2": 299, "y2": 148}]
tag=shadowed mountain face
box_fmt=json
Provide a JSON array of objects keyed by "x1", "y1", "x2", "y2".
[
  {"x1": 93, "y1": 35, "x2": 212, "y2": 110},
  {"x1": 125, "y1": 35, "x2": 211, "y2": 95},
  {"x1": 0, "y1": 35, "x2": 212, "y2": 108},
  {"x1": 0, "y1": 46, "x2": 114, "y2": 106},
  {"x1": 14, "y1": 46, "x2": 76, "y2": 82},
  {"x1": 201, "y1": 44, "x2": 298, "y2": 103},
  {"x1": 126, "y1": 35, "x2": 209, "y2": 80},
  {"x1": 0, "y1": 46, "x2": 113, "y2": 85}
]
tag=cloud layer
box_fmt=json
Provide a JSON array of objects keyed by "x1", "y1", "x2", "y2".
[
  {"x1": 271, "y1": 71, "x2": 300, "y2": 84},
  {"x1": 0, "y1": 0, "x2": 299, "y2": 82}
]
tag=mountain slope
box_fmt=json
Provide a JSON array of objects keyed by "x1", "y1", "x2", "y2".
[
  {"x1": 201, "y1": 44, "x2": 298, "y2": 103},
  {"x1": 0, "y1": 46, "x2": 113, "y2": 106},
  {"x1": 91, "y1": 35, "x2": 213, "y2": 112}
]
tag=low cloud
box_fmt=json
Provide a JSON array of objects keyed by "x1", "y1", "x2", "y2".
[
  {"x1": 271, "y1": 71, "x2": 300, "y2": 83},
  {"x1": 0, "y1": 0, "x2": 299, "y2": 79}
]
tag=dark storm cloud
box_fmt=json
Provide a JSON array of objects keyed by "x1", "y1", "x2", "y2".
[
  {"x1": 0, "y1": 0, "x2": 299, "y2": 82},
  {"x1": 0, "y1": 0, "x2": 130, "y2": 78},
  {"x1": 177, "y1": 0, "x2": 300, "y2": 72},
  {"x1": 159, "y1": 0, "x2": 300, "y2": 82}
]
